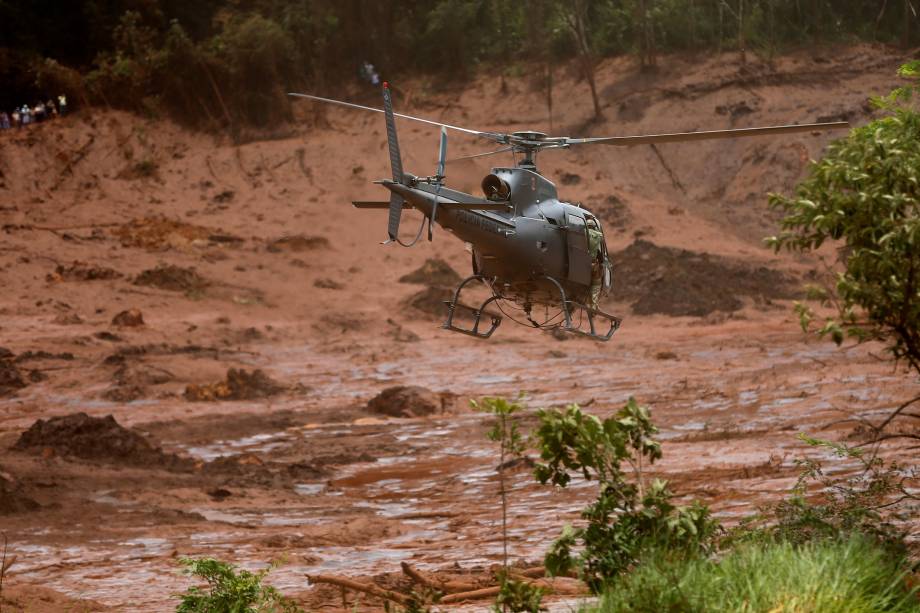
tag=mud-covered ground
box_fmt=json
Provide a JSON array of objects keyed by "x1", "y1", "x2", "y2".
[{"x1": 0, "y1": 45, "x2": 916, "y2": 611}]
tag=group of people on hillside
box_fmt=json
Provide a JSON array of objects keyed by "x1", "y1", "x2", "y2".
[{"x1": 0, "y1": 95, "x2": 68, "y2": 130}]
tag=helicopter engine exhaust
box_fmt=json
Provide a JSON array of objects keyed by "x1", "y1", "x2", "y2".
[{"x1": 481, "y1": 174, "x2": 511, "y2": 200}]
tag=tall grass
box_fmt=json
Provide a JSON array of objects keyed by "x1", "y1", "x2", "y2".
[{"x1": 594, "y1": 536, "x2": 919, "y2": 613}]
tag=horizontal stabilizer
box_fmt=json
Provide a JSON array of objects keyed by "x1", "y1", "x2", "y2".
[{"x1": 353, "y1": 201, "x2": 411, "y2": 209}]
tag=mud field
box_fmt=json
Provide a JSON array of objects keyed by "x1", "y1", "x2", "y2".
[{"x1": 0, "y1": 47, "x2": 916, "y2": 611}]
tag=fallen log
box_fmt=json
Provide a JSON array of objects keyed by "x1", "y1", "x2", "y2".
[
  {"x1": 306, "y1": 574, "x2": 408, "y2": 605},
  {"x1": 400, "y1": 562, "x2": 479, "y2": 593},
  {"x1": 439, "y1": 585, "x2": 502, "y2": 604}
]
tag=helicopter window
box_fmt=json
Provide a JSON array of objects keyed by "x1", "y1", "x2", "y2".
[{"x1": 566, "y1": 214, "x2": 586, "y2": 230}]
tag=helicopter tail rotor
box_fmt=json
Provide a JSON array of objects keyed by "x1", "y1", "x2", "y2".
[{"x1": 427, "y1": 126, "x2": 448, "y2": 241}]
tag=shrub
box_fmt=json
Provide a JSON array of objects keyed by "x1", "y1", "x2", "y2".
[
  {"x1": 176, "y1": 557, "x2": 302, "y2": 613},
  {"x1": 593, "y1": 536, "x2": 919, "y2": 613},
  {"x1": 533, "y1": 399, "x2": 719, "y2": 593},
  {"x1": 741, "y1": 434, "x2": 915, "y2": 560}
]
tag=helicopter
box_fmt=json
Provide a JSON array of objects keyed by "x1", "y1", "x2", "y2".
[{"x1": 289, "y1": 85, "x2": 848, "y2": 342}]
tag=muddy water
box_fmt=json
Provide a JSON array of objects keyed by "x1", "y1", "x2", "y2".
[{"x1": 5, "y1": 322, "x2": 916, "y2": 611}]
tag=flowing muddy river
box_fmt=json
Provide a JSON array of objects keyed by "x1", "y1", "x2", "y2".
[{"x1": 1, "y1": 314, "x2": 911, "y2": 611}]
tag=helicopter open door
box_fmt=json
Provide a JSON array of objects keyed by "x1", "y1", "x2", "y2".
[{"x1": 565, "y1": 213, "x2": 592, "y2": 285}]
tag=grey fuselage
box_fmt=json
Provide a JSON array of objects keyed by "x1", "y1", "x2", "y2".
[{"x1": 383, "y1": 166, "x2": 612, "y2": 309}]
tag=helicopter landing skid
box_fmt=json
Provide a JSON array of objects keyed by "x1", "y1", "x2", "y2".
[
  {"x1": 539, "y1": 276, "x2": 622, "y2": 342},
  {"x1": 560, "y1": 301, "x2": 622, "y2": 341},
  {"x1": 442, "y1": 275, "x2": 502, "y2": 339}
]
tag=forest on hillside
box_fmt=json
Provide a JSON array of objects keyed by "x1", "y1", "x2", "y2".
[{"x1": 1, "y1": 0, "x2": 916, "y2": 132}]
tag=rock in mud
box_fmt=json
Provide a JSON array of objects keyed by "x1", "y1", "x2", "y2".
[
  {"x1": 366, "y1": 385, "x2": 455, "y2": 418},
  {"x1": 267, "y1": 234, "x2": 330, "y2": 253},
  {"x1": 0, "y1": 474, "x2": 39, "y2": 514},
  {"x1": 54, "y1": 261, "x2": 122, "y2": 281},
  {"x1": 134, "y1": 264, "x2": 209, "y2": 293},
  {"x1": 184, "y1": 368, "x2": 285, "y2": 401},
  {"x1": 398, "y1": 258, "x2": 461, "y2": 287},
  {"x1": 13, "y1": 413, "x2": 181, "y2": 466},
  {"x1": 402, "y1": 286, "x2": 453, "y2": 320},
  {"x1": 609, "y1": 239, "x2": 798, "y2": 317},
  {"x1": 112, "y1": 308, "x2": 145, "y2": 327}
]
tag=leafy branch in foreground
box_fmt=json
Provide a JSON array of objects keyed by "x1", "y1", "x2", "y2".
[
  {"x1": 176, "y1": 557, "x2": 303, "y2": 613},
  {"x1": 532, "y1": 398, "x2": 719, "y2": 593}
]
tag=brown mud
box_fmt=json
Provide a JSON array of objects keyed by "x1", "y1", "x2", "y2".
[{"x1": 0, "y1": 46, "x2": 915, "y2": 611}]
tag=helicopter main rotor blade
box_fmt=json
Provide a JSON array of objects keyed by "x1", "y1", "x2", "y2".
[
  {"x1": 565, "y1": 121, "x2": 849, "y2": 147},
  {"x1": 287, "y1": 92, "x2": 505, "y2": 144},
  {"x1": 446, "y1": 146, "x2": 515, "y2": 163}
]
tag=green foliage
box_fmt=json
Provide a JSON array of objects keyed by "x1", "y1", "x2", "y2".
[
  {"x1": 767, "y1": 63, "x2": 920, "y2": 375},
  {"x1": 176, "y1": 557, "x2": 303, "y2": 613},
  {"x1": 593, "y1": 536, "x2": 920, "y2": 613},
  {"x1": 493, "y1": 570, "x2": 545, "y2": 613},
  {"x1": 472, "y1": 395, "x2": 528, "y2": 459},
  {"x1": 533, "y1": 399, "x2": 718, "y2": 593}
]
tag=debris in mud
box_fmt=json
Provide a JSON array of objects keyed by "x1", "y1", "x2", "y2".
[
  {"x1": 53, "y1": 261, "x2": 122, "y2": 281},
  {"x1": 112, "y1": 308, "x2": 145, "y2": 327},
  {"x1": 134, "y1": 264, "x2": 210, "y2": 294},
  {"x1": 316, "y1": 313, "x2": 365, "y2": 333},
  {"x1": 0, "y1": 354, "x2": 27, "y2": 396},
  {"x1": 591, "y1": 194, "x2": 631, "y2": 233},
  {"x1": 386, "y1": 318, "x2": 420, "y2": 343},
  {"x1": 114, "y1": 216, "x2": 215, "y2": 249},
  {"x1": 213, "y1": 190, "x2": 235, "y2": 204},
  {"x1": 184, "y1": 368, "x2": 285, "y2": 401},
  {"x1": 112, "y1": 362, "x2": 174, "y2": 388},
  {"x1": 53, "y1": 312, "x2": 83, "y2": 325},
  {"x1": 655, "y1": 351, "x2": 678, "y2": 360},
  {"x1": 202, "y1": 454, "x2": 326, "y2": 488},
  {"x1": 101, "y1": 384, "x2": 145, "y2": 402},
  {"x1": 402, "y1": 286, "x2": 453, "y2": 320},
  {"x1": 366, "y1": 385, "x2": 456, "y2": 418},
  {"x1": 609, "y1": 239, "x2": 798, "y2": 317},
  {"x1": 558, "y1": 171, "x2": 582, "y2": 185},
  {"x1": 266, "y1": 234, "x2": 330, "y2": 253},
  {"x1": 398, "y1": 258, "x2": 461, "y2": 287},
  {"x1": 207, "y1": 487, "x2": 232, "y2": 501},
  {"x1": 0, "y1": 474, "x2": 39, "y2": 514},
  {"x1": 313, "y1": 277, "x2": 343, "y2": 290},
  {"x1": 13, "y1": 350, "x2": 75, "y2": 363},
  {"x1": 13, "y1": 412, "x2": 185, "y2": 467},
  {"x1": 94, "y1": 331, "x2": 123, "y2": 342}
]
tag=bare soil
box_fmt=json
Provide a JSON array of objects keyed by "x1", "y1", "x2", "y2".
[{"x1": 0, "y1": 45, "x2": 915, "y2": 611}]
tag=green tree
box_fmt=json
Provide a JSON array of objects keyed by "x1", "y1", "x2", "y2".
[{"x1": 767, "y1": 61, "x2": 920, "y2": 433}]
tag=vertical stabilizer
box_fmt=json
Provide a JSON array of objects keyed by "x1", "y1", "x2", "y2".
[{"x1": 382, "y1": 83, "x2": 405, "y2": 241}]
